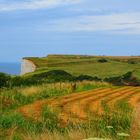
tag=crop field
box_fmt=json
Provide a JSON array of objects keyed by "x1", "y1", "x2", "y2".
[
  {"x1": 14, "y1": 86, "x2": 140, "y2": 140},
  {"x1": 1, "y1": 81, "x2": 140, "y2": 140},
  {"x1": 19, "y1": 86, "x2": 140, "y2": 122}
]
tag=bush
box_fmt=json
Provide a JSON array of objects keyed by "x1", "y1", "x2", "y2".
[
  {"x1": 32, "y1": 70, "x2": 102, "y2": 83},
  {"x1": 122, "y1": 71, "x2": 140, "y2": 86},
  {"x1": 122, "y1": 71, "x2": 132, "y2": 80},
  {"x1": 10, "y1": 76, "x2": 24, "y2": 87},
  {"x1": 0, "y1": 70, "x2": 103, "y2": 88},
  {"x1": 32, "y1": 70, "x2": 75, "y2": 83},
  {"x1": 104, "y1": 76, "x2": 123, "y2": 86},
  {"x1": 104, "y1": 71, "x2": 140, "y2": 86},
  {"x1": 128, "y1": 59, "x2": 137, "y2": 64},
  {"x1": 98, "y1": 58, "x2": 108, "y2": 63},
  {"x1": 0, "y1": 73, "x2": 11, "y2": 88},
  {"x1": 76, "y1": 75, "x2": 101, "y2": 81}
]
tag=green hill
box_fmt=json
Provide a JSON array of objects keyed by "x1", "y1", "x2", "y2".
[{"x1": 24, "y1": 55, "x2": 140, "y2": 79}]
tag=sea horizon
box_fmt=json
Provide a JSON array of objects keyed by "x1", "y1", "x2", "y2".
[{"x1": 0, "y1": 62, "x2": 21, "y2": 75}]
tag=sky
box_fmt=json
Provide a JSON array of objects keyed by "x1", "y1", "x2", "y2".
[{"x1": 0, "y1": 0, "x2": 140, "y2": 62}]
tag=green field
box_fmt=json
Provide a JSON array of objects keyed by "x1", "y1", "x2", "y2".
[{"x1": 25, "y1": 55, "x2": 140, "y2": 79}]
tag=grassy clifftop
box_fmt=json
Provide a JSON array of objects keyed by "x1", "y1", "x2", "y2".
[{"x1": 23, "y1": 55, "x2": 140, "y2": 79}]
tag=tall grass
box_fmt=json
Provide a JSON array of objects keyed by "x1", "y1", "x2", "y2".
[
  {"x1": 1, "y1": 99, "x2": 135, "y2": 140},
  {"x1": 1, "y1": 81, "x2": 110, "y2": 113}
]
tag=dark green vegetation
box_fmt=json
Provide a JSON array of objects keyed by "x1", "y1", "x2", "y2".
[
  {"x1": 0, "y1": 73, "x2": 11, "y2": 88},
  {"x1": 0, "y1": 69, "x2": 140, "y2": 89}
]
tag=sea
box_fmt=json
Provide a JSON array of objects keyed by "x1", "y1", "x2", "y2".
[{"x1": 0, "y1": 62, "x2": 21, "y2": 75}]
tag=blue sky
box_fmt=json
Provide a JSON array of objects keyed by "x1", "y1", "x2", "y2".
[{"x1": 0, "y1": 0, "x2": 140, "y2": 62}]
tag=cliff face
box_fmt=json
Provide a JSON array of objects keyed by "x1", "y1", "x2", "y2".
[{"x1": 21, "y1": 59, "x2": 36, "y2": 75}]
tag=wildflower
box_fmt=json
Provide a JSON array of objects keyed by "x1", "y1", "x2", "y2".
[
  {"x1": 117, "y1": 133, "x2": 130, "y2": 137},
  {"x1": 106, "y1": 126, "x2": 113, "y2": 129}
]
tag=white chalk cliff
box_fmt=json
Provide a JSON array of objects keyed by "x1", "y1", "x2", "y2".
[{"x1": 21, "y1": 59, "x2": 36, "y2": 75}]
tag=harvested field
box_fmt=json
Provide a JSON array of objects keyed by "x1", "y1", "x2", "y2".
[{"x1": 19, "y1": 86, "x2": 140, "y2": 124}]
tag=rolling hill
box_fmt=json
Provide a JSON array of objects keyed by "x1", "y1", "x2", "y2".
[{"x1": 23, "y1": 55, "x2": 140, "y2": 79}]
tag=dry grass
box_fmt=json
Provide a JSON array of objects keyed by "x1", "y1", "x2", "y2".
[
  {"x1": 34, "y1": 131, "x2": 84, "y2": 140},
  {"x1": 22, "y1": 130, "x2": 87, "y2": 140},
  {"x1": 130, "y1": 103, "x2": 140, "y2": 140},
  {"x1": 19, "y1": 86, "x2": 46, "y2": 96},
  {"x1": 18, "y1": 81, "x2": 110, "y2": 97},
  {"x1": 10, "y1": 127, "x2": 98, "y2": 140}
]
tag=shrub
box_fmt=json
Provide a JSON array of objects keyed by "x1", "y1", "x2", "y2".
[
  {"x1": 128, "y1": 59, "x2": 137, "y2": 64},
  {"x1": 122, "y1": 71, "x2": 132, "y2": 80},
  {"x1": 23, "y1": 76, "x2": 39, "y2": 85},
  {"x1": 104, "y1": 71, "x2": 140, "y2": 86},
  {"x1": 76, "y1": 75, "x2": 101, "y2": 81},
  {"x1": 98, "y1": 58, "x2": 108, "y2": 63},
  {"x1": 104, "y1": 75, "x2": 123, "y2": 86},
  {"x1": 31, "y1": 70, "x2": 103, "y2": 84},
  {"x1": 11, "y1": 75, "x2": 43, "y2": 87},
  {"x1": 10, "y1": 76, "x2": 24, "y2": 87},
  {"x1": 32, "y1": 70, "x2": 75, "y2": 83},
  {"x1": 122, "y1": 71, "x2": 140, "y2": 86},
  {"x1": 0, "y1": 73, "x2": 11, "y2": 88}
]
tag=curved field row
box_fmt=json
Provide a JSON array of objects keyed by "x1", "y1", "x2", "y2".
[
  {"x1": 61, "y1": 87, "x2": 132, "y2": 119},
  {"x1": 18, "y1": 98, "x2": 55, "y2": 120},
  {"x1": 59, "y1": 87, "x2": 128, "y2": 109},
  {"x1": 128, "y1": 92, "x2": 140, "y2": 107},
  {"x1": 85, "y1": 87, "x2": 135, "y2": 112},
  {"x1": 88, "y1": 87, "x2": 139, "y2": 114},
  {"x1": 18, "y1": 88, "x2": 110, "y2": 119},
  {"x1": 53, "y1": 88, "x2": 111, "y2": 106},
  {"x1": 18, "y1": 86, "x2": 140, "y2": 123},
  {"x1": 97, "y1": 87, "x2": 140, "y2": 112}
]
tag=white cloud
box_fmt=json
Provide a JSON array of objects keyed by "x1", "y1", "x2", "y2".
[
  {"x1": 0, "y1": 0, "x2": 80, "y2": 11},
  {"x1": 40, "y1": 12, "x2": 140, "y2": 34}
]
